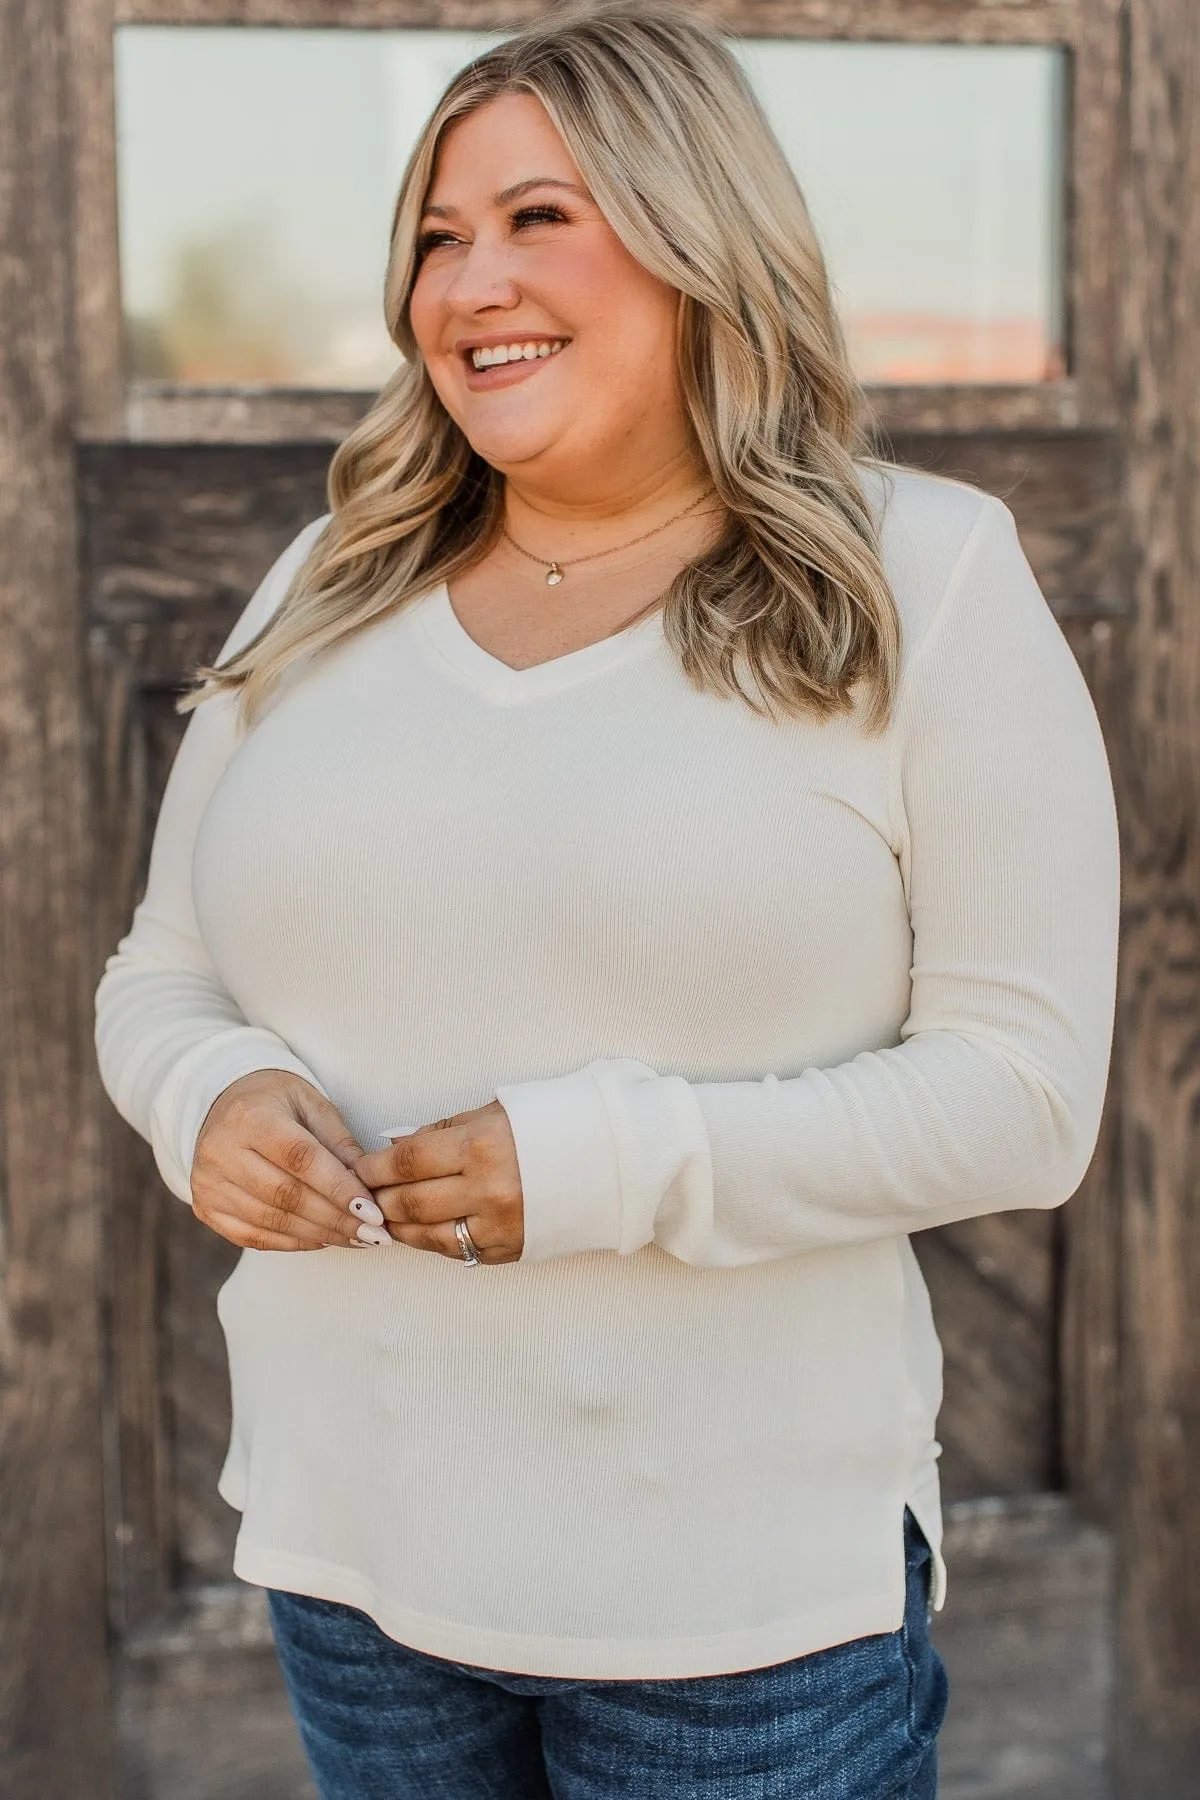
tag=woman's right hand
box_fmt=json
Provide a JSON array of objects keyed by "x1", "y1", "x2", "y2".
[{"x1": 190, "y1": 1070, "x2": 392, "y2": 1250}]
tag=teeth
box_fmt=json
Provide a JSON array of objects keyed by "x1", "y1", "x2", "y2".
[{"x1": 471, "y1": 339, "x2": 568, "y2": 369}]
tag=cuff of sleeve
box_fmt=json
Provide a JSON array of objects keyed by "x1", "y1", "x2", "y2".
[
  {"x1": 149, "y1": 1028, "x2": 331, "y2": 1204},
  {"x1": 494, "y1": 1063, "x2": 625, "y2": 1262}
]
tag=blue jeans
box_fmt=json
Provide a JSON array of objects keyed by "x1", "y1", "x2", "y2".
[{"x1": 267, "y1": 1507, "x2": 948, "y2": 1799}]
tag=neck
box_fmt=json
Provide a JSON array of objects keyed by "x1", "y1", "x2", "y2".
[{"x1": 501, "y1": 454, "x2": 714, "y2": 552}]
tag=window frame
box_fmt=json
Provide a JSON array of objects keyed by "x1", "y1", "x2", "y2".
[{"x1": 70, "y1": 0, "x2": 1118, "y2": 445}]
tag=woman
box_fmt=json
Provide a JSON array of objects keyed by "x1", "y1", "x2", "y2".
[{"x1": 94, "y1": 4, "x2": 1121, "y2": 1796}]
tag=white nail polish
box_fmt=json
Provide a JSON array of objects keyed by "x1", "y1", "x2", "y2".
[
  {"x1": 356, "y1": 1223, "x2": 391, "y2": 1246},
  {"x1": 350, "y1": 1196, "x2": 385, "y2": 1225},
  {"x1": 382, "y1": 1123, "x2": 421, "y2": 1142}
]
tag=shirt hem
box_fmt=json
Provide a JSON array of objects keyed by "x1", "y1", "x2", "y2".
[{"x1": 230, "y1": 1538, "x2": 905, "y2": 1680}]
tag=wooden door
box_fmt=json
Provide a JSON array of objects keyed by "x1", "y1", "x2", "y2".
[{"x1": 3, "y1": 3, "x2": 1198, "y2": 1796}]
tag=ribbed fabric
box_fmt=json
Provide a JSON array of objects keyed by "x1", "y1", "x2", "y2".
[{"x1": 94, "y1": 465, "x2": 1120, "y2": 1678}]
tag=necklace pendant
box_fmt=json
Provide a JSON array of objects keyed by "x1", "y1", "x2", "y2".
[{"x1": 545, "y1": 562, "x2": 564, "y2": 586}]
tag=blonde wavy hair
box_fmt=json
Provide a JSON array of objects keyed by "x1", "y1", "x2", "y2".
[{"x1": 180, "y1": 0, "x2": 901, "y2": 731}]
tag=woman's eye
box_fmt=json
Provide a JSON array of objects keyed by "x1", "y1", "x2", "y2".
[
  {"x1": 511, "y1": 205, "x2": 567, "y2": 228},
  {"x1": 415, "y1": 206, "x2": 566, "y2": 257}
]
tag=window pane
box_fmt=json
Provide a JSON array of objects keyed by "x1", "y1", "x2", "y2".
[
  {"x1": 735, "y1": 40, "x2": 1066, "y2": 383},
  {"x1": 114, "y1": 27, "x2": 1065, "y2": 389}
]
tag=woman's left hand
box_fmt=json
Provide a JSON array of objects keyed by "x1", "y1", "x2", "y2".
[{"x1": 352, "y1": 1101, "x2": 524, "y2": 1264}]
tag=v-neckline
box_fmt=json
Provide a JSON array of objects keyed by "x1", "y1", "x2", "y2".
[{"x1": 413, "y1": 580, "x2": 666, "y2": 704}]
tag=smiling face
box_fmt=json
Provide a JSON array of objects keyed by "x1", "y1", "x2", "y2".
[{"x1": 408, "y1": 91, "x2": 694, "y2": 499}]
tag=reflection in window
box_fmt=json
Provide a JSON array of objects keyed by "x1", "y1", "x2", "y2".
[{"x1": 114, "y1": 28, "x2": 1065, "y2": 389}]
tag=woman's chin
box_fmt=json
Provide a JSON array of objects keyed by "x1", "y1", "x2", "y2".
[{"x1": 460, "y1": 416, "x2": 570, "y2": 472}]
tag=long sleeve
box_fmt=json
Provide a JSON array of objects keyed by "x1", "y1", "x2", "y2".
[
  {"x1": 94, "y1": 514, "x2": 334, "y2": 1203},
  {"x1": 497, "y1": 495, "x2": 1121, "y2": 1266}
]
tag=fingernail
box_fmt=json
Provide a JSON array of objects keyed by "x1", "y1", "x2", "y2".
[
  {"x1": 382, "y1": 1123, "x2": 421, "y2": 1141},
  {"x1": 349, "y1": 1196, "x2": 385, "y2": 1226},
  {"x1": 356, "y1": 1223, "x2": 391, "y2": 1246}
]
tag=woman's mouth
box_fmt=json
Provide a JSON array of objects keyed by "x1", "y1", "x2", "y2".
[{"x1": 461, "y1": 337, "x2": 571, "y2": 390}]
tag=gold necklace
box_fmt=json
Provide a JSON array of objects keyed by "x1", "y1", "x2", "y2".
[{"x1": 501, "y1": 489, "x2": 714, "y2": 586}]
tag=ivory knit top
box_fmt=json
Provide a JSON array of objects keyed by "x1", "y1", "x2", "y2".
[{"x1": 94, "y1": 463, "x2": 1120, "y2": 1679}]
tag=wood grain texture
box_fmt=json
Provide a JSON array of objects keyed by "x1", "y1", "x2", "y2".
[
  {"x1": 913, "y1": 1215, "x2": 1059, "y2": 1499},
  {"x1": 876, "y1": 428, "x2": 1130, "y2": 614},
  {"x1": 114, "y1": 387, "x2": 380, "y2": 447},
  {"x1": 102, "y1": 381, "x2": 1110, "y2": 448},
  {"x1": 1058, "y1": 613, "x2": 1129, "y2": 1527},
  {"x1": 90, "y1": 643, "x2": 176, "y2": 1635},
  {"x1": 77, "y1": 430, "x2": 1130, "y2": 617},
  {"x1": 80, "y1": 446, "x2": 335, "y2": 682},
  {"x1": 163, "y1": 1158, "x2": 243, "y2": 1584},
  {"x1": 1112, "y1": 0, "x2": 1200, "y2": 1790},
  {"x1": 1071, "y1": 0, "x2": 1125, "y2": 420},
  {"x1": 0, "y1": 0, "x2": 115, "y2": 1792},
  {"x1": 66, "y1": 0, "x2": 123, "y2": 438},
  {"x1": 865, "y1": 383, "x2": 1108, "y2": 435},
  {"x1": 82, "y1": 454, "x2": 333, "y2": 1620},
  {"x1": 112, "y1": 0, "x2": 1079, "y2": 46}
]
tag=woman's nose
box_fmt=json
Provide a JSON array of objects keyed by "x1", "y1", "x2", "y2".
[{"x1": 443, "y1": 238, "x2": 523, "y2": 315}]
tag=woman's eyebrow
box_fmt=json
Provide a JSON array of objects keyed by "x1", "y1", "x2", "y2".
[{"x1": 421, "y1": 178, "x2": 588, "y2": 220}]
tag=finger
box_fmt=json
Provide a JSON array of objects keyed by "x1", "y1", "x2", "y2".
[
  {"x1": 221, "y1": 1150, "x2": 384, "y2": 1247},
  {"x1": 234, "y1": 1193, "x2": 388, "y2": 1250},
  {"x1": 388, "y1": 1217, "x2": 520, "y2": 1265},
  {"x1": 289, "y1": 1085, "x2": 370, "y2": 1171},
  {"x1": 373, "y1": 1175, "x2": 468, "y2": 1227},
  {"x1": 198, "y1": 1181, "x2": 384, "y2": 1250},
  {"x1": 252, "y1": 1115, "x2": 384, "y2": 1215},
  {"x1": 354, "y1": 1127, "x2": 465, "y2": 1191},
  {"x1": 203, "y1": 1210, "x2": 326, "y2": 1253}
]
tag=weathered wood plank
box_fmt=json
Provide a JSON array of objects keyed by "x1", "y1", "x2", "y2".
[
  {"x1": 0, "y1": 0, "x2": 115, "y2": 1791},
  {"x1": 77, "y1": 433, "x2": 1130, "y2": 642},
  {"x1": 1058, "y1": 613, "x2": 1128, "y2": 1527},
  {"x1": 89, "y1": 642, "x2": 177, "y2": 1635},
  {"x1": 113, "y1": 0, "x2": 1080, "y2": 47},
  {"x1": 99, "y1": 382, "x2": 1105, "y2": 450},
  {"x1": 67, "y1": 0, "x2": 123, "y2": 438},
  {"x1": 866, "y1": 383, "x2": 1112, "y2": 436},
  {"x1": 81, "y1": 458, "x2": 337, "y2": 1607},
  {"x1": 1070, "y1": 0, "x2": 1124, "y2": 420},
  {"x1": 164, "y1": 1168, "x2": 243, "y2": 1583},
  {"x1": 876, "y1": 428, "x2": 1129, "y2": 614},
  {"x1": 113, "y1": 388, "x2": 377, "y2": 447},
  {"x1": 1112, "y1": 0, "x2": 1200, "y2": 1789},
  {"x1": 80, "y1": 446, "x2": 334, "y2": 683},
  {"x1": 914, "y1": 1214, "x2": 1059, "y2": 1499}
]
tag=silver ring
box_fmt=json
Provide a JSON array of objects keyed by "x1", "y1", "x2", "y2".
[{"x1": 455, "y1": 1217, "x2": 483, "y2": 1266}]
